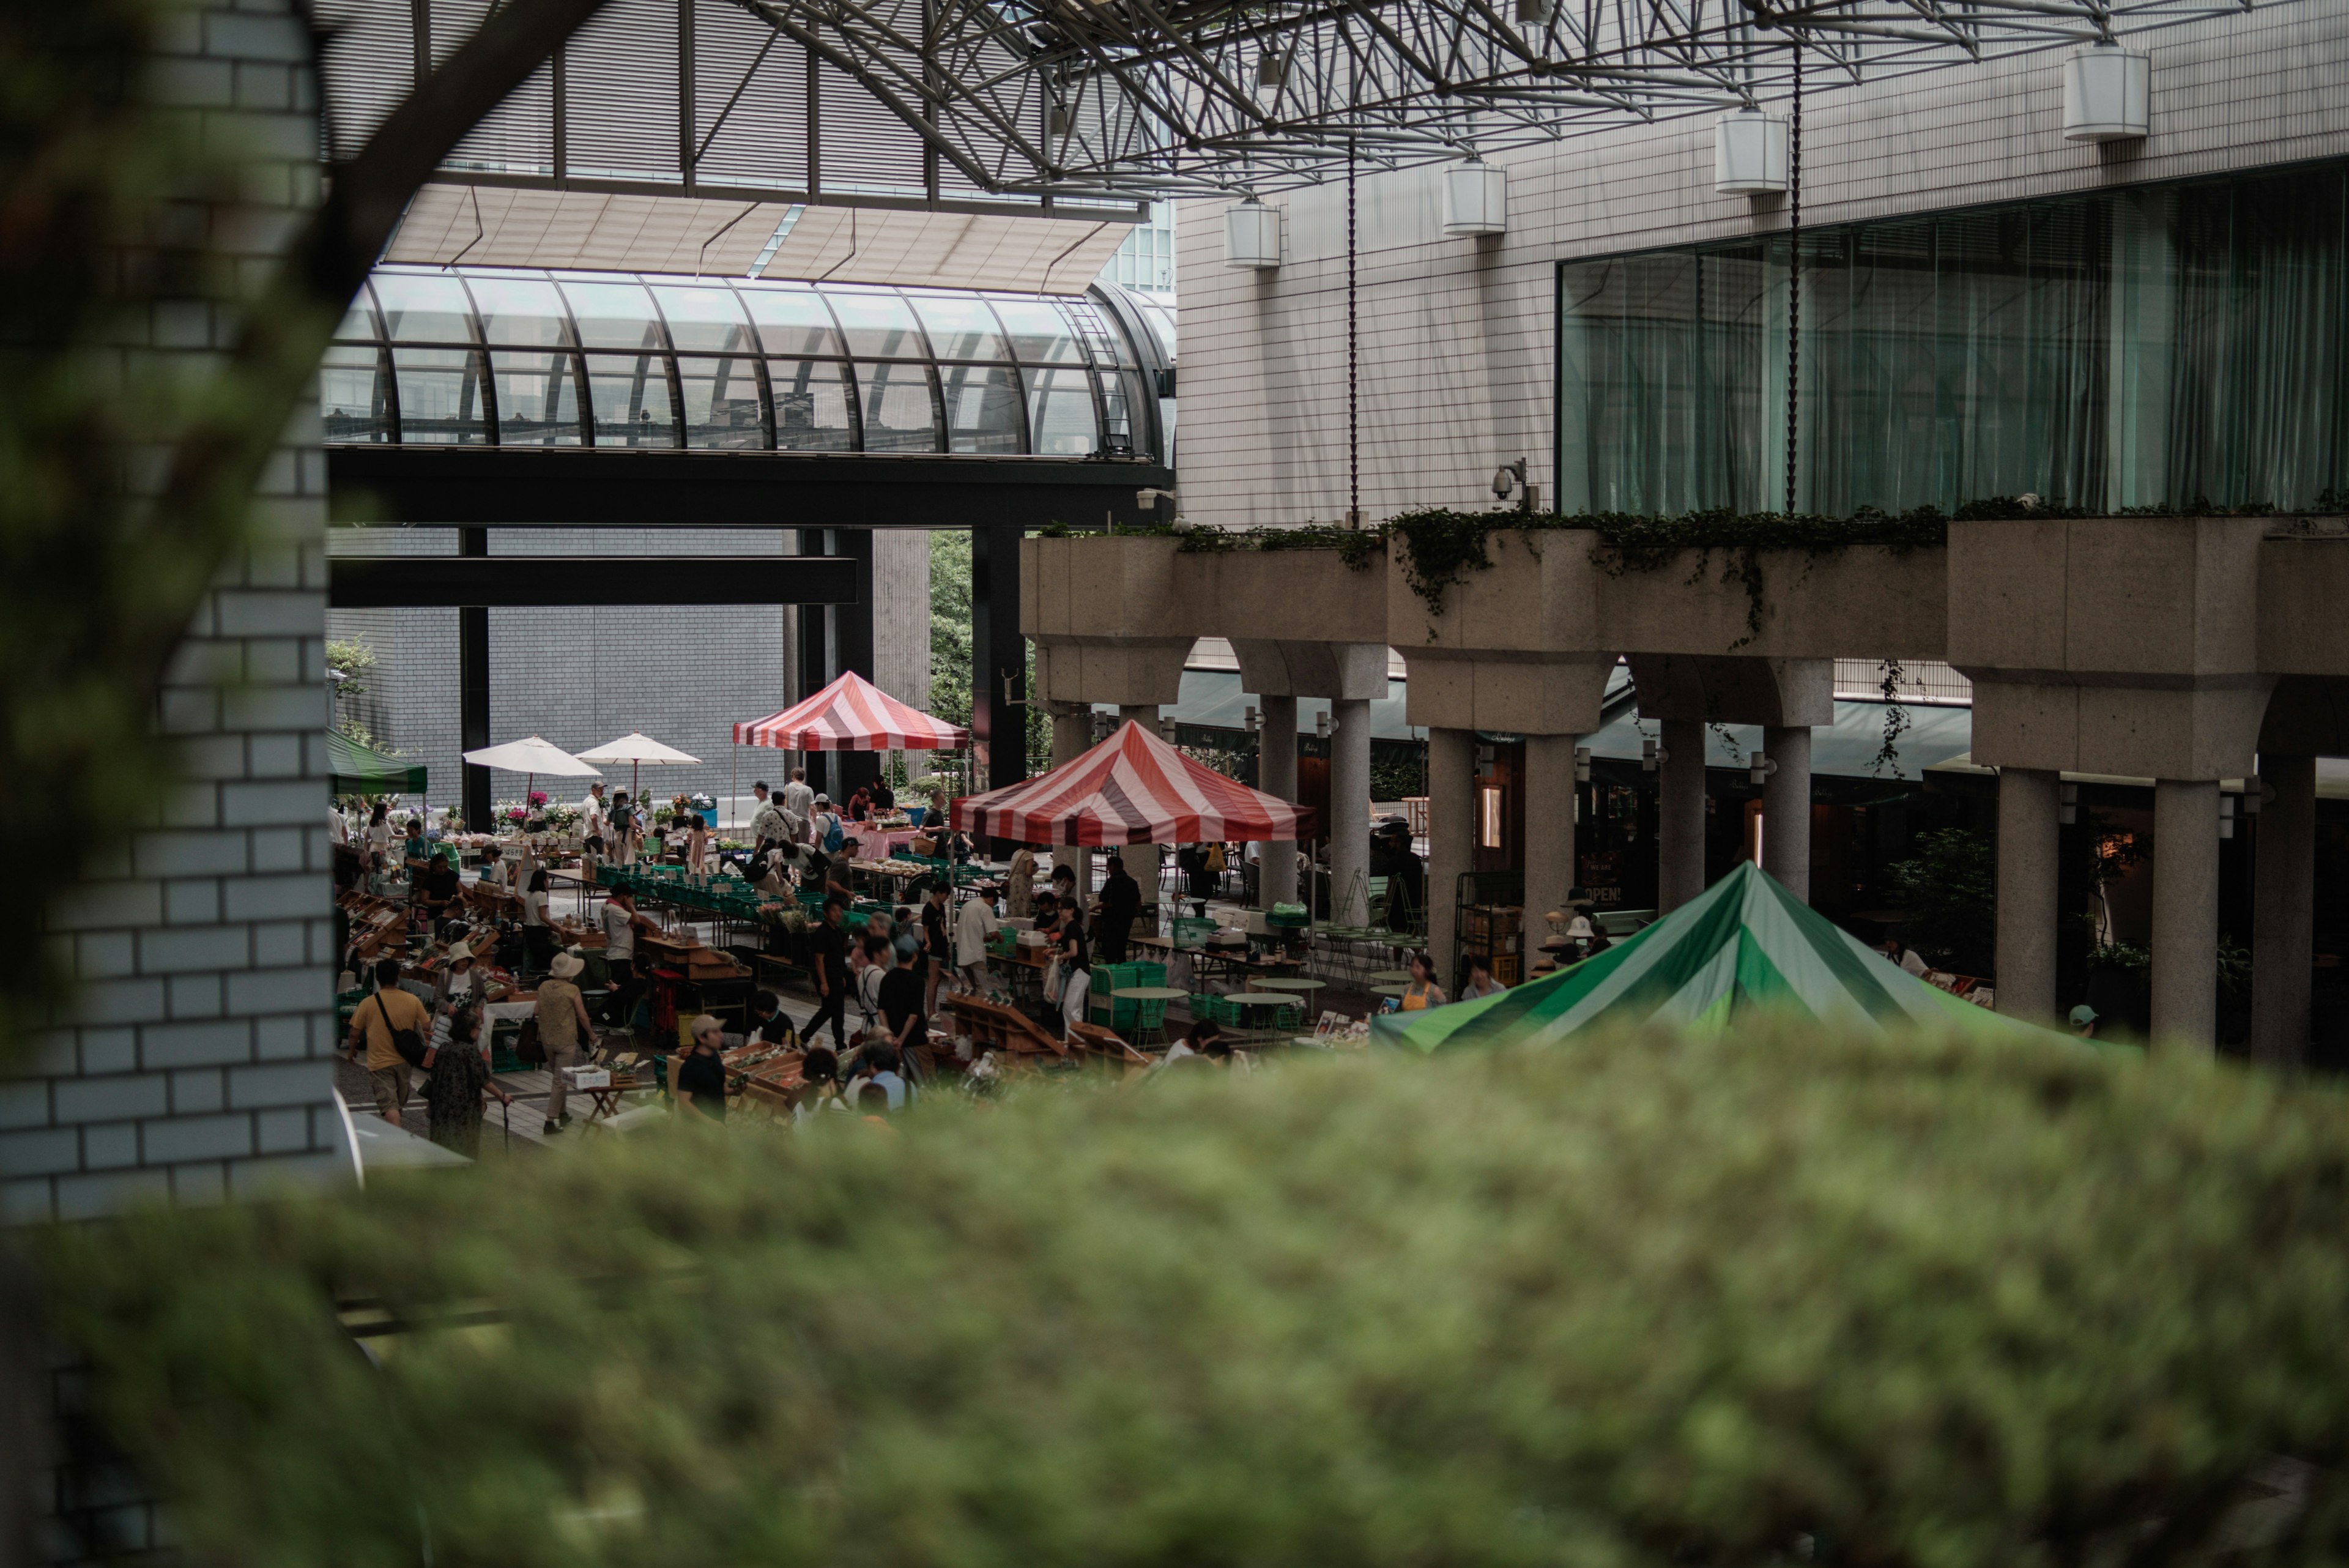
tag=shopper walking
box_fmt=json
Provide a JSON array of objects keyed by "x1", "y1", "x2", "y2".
[
  {"x1": 806, "y1": 893, "x2": 852, "y2": 1050},
  {"x1": 954, "y1": 880, "x2": 1001, "y2": 993},
  {"x1": 347, "y1": 957, "x2": 429, "y2": 1129},
  {"x1": 423, "y1": 1009, "x2": 513, "y2": 1158},
  {"x1": 519, "y1": 866, "x2": 555, "y2": 975},
  {"x1": 536, "y1": 950, "x2": 595, "y2": 1134}
]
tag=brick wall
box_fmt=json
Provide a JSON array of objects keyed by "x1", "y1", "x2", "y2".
[
  {"x1": 0, "y1": 0, "x2": 351, "y2": 1226},
  {"x1": 1176, "y1": 0, "x2": 2349, "y2": 530}
]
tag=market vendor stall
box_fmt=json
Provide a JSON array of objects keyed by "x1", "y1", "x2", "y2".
[
  {"x1": 952, "y1": 723, "x2": 1318, "y2": 1044},
  {"x1": 328, "y1": 730, "x2": 426, "y2": 798},
  {"x1": 1370, "y1": 862, "x2": 2073, "y2": 1054},
  {"x1": 735, "y1": 670, "x2": 972, "y2": 752}
]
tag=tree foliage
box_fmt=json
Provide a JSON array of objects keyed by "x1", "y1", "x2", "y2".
[
  {"x1": 1886, "y1": 827, "x2": 1998, "y2": 975},
  {"x1": 42, "y1": 1026, "x2": 2349, "y2": 1568}
]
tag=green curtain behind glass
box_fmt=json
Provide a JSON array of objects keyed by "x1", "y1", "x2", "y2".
[{"x1": 1559, "y1": 160, "x2": 2349, "y2": 515}]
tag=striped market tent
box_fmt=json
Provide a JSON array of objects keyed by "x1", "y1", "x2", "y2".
[
  {"x1": 1376, "y1": 861, "x2": 2069, "y2": 1053},
  {"x1": 733, "y1": 671, "x2": 971, "y2": 751},
  {"x1": 952, "y1": 721, "x2": 1316, "y2": 845}
]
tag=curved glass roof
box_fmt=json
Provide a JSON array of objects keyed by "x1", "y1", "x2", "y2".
[{"x1": 322, "y1": 267, "x2": 1169, "y2": 461}]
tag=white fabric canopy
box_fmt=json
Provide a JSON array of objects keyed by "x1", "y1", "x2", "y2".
[
  {"x1": 461, "y1": 737, "x2": 603, "y2": 778},
  {"x1": 576, "y1": 733, "x2": 703, "y2": 766}
]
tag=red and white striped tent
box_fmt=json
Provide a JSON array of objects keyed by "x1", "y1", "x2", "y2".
[
  {"x1": 951, "y1": 721, "x2": 1316, "y2": 845},
  {"x1": 733, "y1": 671, "x2": 971, "y2": 751}
]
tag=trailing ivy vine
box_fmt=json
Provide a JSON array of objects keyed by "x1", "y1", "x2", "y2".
[{"x1": 1873, "y1": 658, "x2": 1912, "y2": 777}]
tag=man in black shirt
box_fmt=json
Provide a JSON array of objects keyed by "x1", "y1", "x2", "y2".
[
  {"x1": 806, "y1": 895, "x2": 850, "y2": 1050},
  {"x1": 1097, "y1": 859, "x2": 1140, "y2": 964},
  {"x1": 675, "y1": 1014, "x2": 729, "y2": 1124},
  {"x1": 920, "y1": 881, "x2": 952, "y2": 1015},
  {"x1": 875, "y1": 943, "x2": 928, "y2": 1075}
]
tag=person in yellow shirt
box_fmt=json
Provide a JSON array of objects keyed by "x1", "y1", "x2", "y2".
[
  {"x1": 1400, "y1": 949, "x2": 1446, "y2": 1011},
  {"x1": 347, "y1": 957, "x2": 431, "y2": 1128}
]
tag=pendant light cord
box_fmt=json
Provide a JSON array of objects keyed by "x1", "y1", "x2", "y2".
[
  {"x1": 1348, "y1": 136, "x2": 1360, "y2": 529},
  {"x1": 1784, "y1": 40, "x2": 1803, "y2": 517}
]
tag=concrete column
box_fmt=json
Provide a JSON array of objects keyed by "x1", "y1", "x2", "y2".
[
  {"x1": 1329, "y1": 697, "x2": 1372, "y2": 926},
  {"x1": 1427, "y1": 727, "x2": 1475, "y2": 988},
  {"x1": 2253, "y1": 756, "x2": 2317, "y2": 1068},
  {"x1": 1257, "y1": 694, "x2": 1299, "y2": 910},
  {"x1": 1524, "y1": 734, "x2": 1579, "y2": 925},
  {"x1": 2151, "y1": 778, "x2": 2220, "y2": 1052},
  {"x1": 1760, "y1": 725, "x2": 1813, "y2": 902},
  {"x1": 1994, "y1": 768, "x2": 2060, "y2": 1024},
  {"x1": 1119, "y1": 705, "x2": 1162, "y2": 912},
  {"x1": 1657, "y1": 718, "x2": 1707, "y2": 913},
  {"x1": 1049, "y1": 704, "x2": 1092, "y2": 883}
]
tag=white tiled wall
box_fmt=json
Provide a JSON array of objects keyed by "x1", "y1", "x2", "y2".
[{"x1": 1176, "y1": 0, "x2": 2349, "y2": 530}]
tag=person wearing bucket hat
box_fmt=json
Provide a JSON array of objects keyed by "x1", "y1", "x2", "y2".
[
  {"x1": 535, "y1": 950, "x2": 595, "y2": 1134},
  {"x1": 2069, "y1": 1003, "x2": 2099, "y2": 1040}
]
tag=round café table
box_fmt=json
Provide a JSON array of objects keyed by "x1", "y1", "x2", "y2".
[
  {"x1": 1109, "y1": 986, "x2": 1188, "y2": 1049},
  {"x1": 1371, "y1": 984, "x2": 1409, "y2": 1000},
  {"x1": 1368, "y1": 969, "x2": 1412, "y2": 985},
  {"x1": 1252, "y1": 975, "x2": 1326, "y2": 1024}
]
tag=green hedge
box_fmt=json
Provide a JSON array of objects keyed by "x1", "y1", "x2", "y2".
[{"x1": 41, "y1": 1027, "x2": 2349, "y2": 1568}]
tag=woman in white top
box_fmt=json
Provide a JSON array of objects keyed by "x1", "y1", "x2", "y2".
[
  {"x1": 686, "y1": 813, "x2": 710, "y2": 875},
  {"x1": 366, "y1": 801, "x2": 394, "y2": 861}
]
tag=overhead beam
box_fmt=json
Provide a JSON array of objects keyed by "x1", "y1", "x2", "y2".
[
  {"x1": 329, "y1": 554, "x2": 861, "y2": 607},
  {"x1": 327, "y1": 445, "x2": 1170, "y2": 529}
]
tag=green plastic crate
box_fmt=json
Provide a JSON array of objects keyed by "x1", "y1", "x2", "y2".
[{"x1": 1171, "y1": 916, "x2": 1216, "y2": 951}]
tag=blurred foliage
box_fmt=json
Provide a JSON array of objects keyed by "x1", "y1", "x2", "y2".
[
  {"x1": 42, "y1": 1026, "x2": 2349, "y2": 1568},
  {"x1": 1885, "y1": 827, "x2": 1997, "y2": 975},
  {"x1": 0, "y1": 0, "x2": 269, "y2": 1056}
]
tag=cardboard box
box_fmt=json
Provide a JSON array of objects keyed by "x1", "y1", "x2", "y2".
[{"x1": 560, "y1": 1065, "x2": 611, "y2": 1090}]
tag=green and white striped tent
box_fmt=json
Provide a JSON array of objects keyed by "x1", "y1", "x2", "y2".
[{"x1": 1374, "y1": 861, "x2": 2056, "y2": 1053}]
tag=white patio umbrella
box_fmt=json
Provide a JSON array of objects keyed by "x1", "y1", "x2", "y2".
[
  {"x1": 575, "y1": 732, "x2": 703, "y2": 809},
  {"x1": 461, "y1": 735, "x2": 601, "y2": 824}
]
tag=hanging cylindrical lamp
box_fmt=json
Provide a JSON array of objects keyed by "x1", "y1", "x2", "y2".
[
  {"x1": 2062, "y1": 42, "x2": 2150, "y2": 141},
  {"x1": 1441, "y1": 156, "x2": 1508, "y2": 236},
  {"x1": 1224, "y1": 196, "x2": 1282, "y2": 269},
  {"x1": 1713, "y1": 107, "x2": 1788, "y2": 193}
]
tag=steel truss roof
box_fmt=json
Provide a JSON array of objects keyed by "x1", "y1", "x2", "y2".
[{"x1": 321, "y1": 0, "x2": 2252, "y2": 215}]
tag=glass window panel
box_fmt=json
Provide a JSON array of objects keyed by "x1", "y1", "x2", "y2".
[
  {"x1": 940, "y1": 365, "x2": 1022, "y2": 453},
  {"x1": 391, "y1": 347, "x2": 489, "y2": 444},
  {"x1": 1026, "y1": 366, "x2": 1096, "y2": 456},
  {"x1": 990, "y1": 297, "x2": 1084, "y2": 363},
  {"x1": 910, "y1": 295, "x2": 1008, "y2": 361},
  {"x1": 560, "y1": 280, "x2": 667, "y2": 351},
  {"x1": 738, "y1": 284, "x2": 843, "y2": 357},
  {"x1": 1140, "y1": 302, "x2": 1176, "y2": 361},
  {"x1": 371, "y1": 272, "x2": 477, "y2": 343},
  {"x1": 768, "y1": 359, "x2": 856, "y2": 451},
  {"x1": 490, "y1": 351, "x2": 584, "y2": 447},
  {"x1": 825, "y1": 289, "x2": 926, "y2": 358},
  {"x1": 334, "y1": 286, "x2": 381, "y2": 343},
  {"x1": 652, "y1": 286, "x2": 757, "y2": 354},
  {"x1": 584, "y1": 352, "x2": 677, "y2": 447},
  {"x1": 677, "y1": 355, "x2": 765, "y2": 449},
  {"x1": 466, "y1": 274, "x2": 573, "y2": 347},
  {"x1": 1096, "y1": 368, "x2": 1136, "y2": 452},
  {"x1": 855, "y1": 362, "x2": 939, "y2": 451},
  {"x1": 319, "y1": 344, "x2": 393, "y2": 442}
]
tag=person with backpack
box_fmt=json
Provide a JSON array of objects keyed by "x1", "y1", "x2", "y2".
[
  {"x1": 346, "y1": 956, "x2": 431, "y2": 1129},
  {"x1": 811, "y1": 794, "x2": 845, "y2": 855}
]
